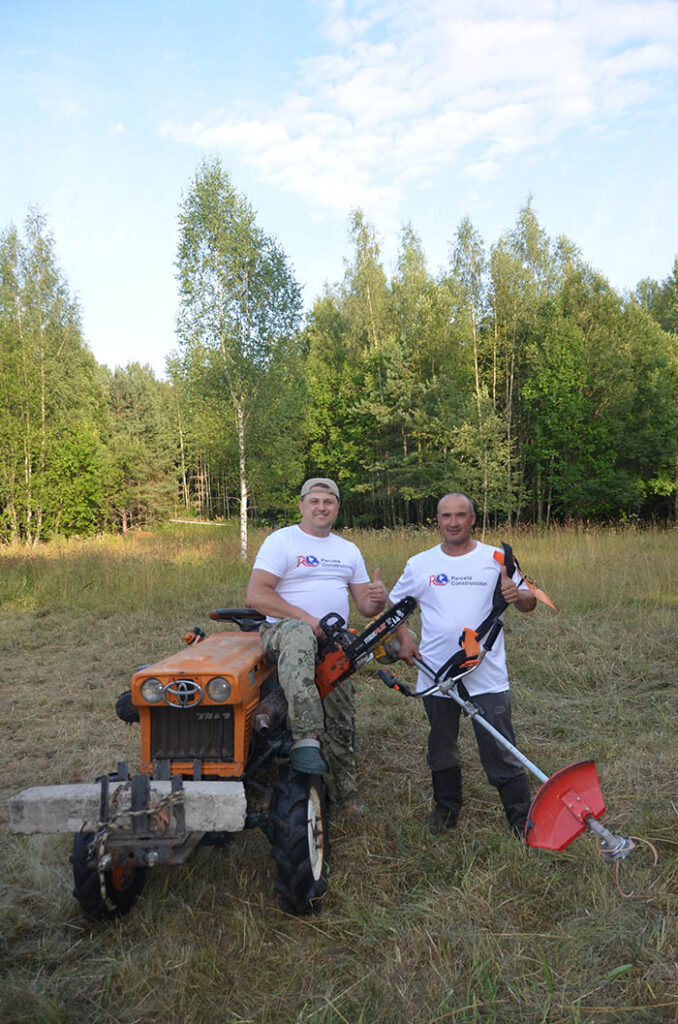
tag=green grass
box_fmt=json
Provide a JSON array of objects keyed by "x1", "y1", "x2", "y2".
[{"x1": 1, "y1": 523, "x2": 677, "y2": 1023}]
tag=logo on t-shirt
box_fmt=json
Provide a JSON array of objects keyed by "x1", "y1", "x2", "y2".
[
  {"x1": 296, "y1": 555, "x2": 320, "y2": 568},
  {"x1": 428, "y1": 573, "x2": 487, "y2": 587}
]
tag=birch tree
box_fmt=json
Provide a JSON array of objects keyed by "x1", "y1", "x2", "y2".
[{"x1": 175, "y1": 159, "x2": 302, "y2": 558}]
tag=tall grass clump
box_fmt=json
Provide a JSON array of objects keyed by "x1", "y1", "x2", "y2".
[{"x1": 1, "y1": 523, "x2": 676, "y2": 1024}]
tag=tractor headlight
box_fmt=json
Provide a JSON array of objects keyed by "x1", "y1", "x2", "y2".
[
  {"x1": 207, "y1": 676, "x2": 231, "y2": 702},
  {"x1": 140, "y1": 677, "x2": 164, "y2": 703}
]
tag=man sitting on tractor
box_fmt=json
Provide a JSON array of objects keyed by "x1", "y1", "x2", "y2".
[{"x1": 246, "y1": 477, "x2": 387, "y2": 814}]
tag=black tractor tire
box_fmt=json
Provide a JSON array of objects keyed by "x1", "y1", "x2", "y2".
[
  {"x1": 71, "y1": 832, "x2": 146, "y2": 921},
  {"x1": 268, "y1": 767, "x2": 329, "y2": 916},
  {"x1": 115, "y1": 690, "x2": 139, "y2": 724}
]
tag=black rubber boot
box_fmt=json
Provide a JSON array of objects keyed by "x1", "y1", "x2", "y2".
[
  {"x1": 428, "y1": 767, "x2": 462, "y2": 833},
  {"x1": 498, "y1": 773, "x2": 532, "y2": 837}
]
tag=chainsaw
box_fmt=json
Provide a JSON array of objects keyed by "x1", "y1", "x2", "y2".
[
  {"x1": 314, "y1": 596, "x2": 417, "y2": 697},
  {"x1": 209, "y1": 596, "x2": 417, "y2": 699}
]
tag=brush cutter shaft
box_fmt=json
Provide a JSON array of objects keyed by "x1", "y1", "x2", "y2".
[
  {"x1": 413, "y1": 656, "x2": 549, "y2": 784},
  {"x1": 582, "y1": 816, "x2": 635, "y2": 862}
]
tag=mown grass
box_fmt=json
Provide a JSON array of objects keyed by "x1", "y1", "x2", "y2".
[{"x1": 1, "y1": 522, "x2": 676, "y2": 1024}]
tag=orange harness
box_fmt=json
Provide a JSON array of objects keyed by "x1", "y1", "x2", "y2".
[{"x1": 437, "y1": 542, "x2": 555, "y2": 691}]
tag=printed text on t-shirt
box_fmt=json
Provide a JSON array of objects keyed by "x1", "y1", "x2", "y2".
[
  {"x1": 296, "y1": 555, "x2": 348, "y2": 569},
  {"x1": 428, "y1": 574, "x2": 488, "y2": 587}
]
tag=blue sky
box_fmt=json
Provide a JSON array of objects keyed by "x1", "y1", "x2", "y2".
[{"x1": 2, "y1": 0, "x2": 677, "y2": 377}]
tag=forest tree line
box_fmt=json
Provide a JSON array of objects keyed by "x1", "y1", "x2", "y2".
[{"x1": 1, "y1": 158, "x2": 677, "y2": 548}]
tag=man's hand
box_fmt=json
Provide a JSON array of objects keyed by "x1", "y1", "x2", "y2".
[
  {"x1": 350, "y1": 570, "x2": 387, "y2": 617},
  {"x1": 395, "y1": 623, "x2": 420, "y2": 665},
  {"x1": 500, "y1": 565, "x2": 537, "y2": 612},
  {"x1": 367, "y1": 567, "x2": 388, "y2": 608},
  {"x1": 500, "y1": 564, "x2": 520, "y2": 604}
]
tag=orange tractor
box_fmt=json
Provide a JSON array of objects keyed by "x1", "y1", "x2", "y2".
[{"x1": 8, "y1": 600, "x2": 415, "y2": 920}]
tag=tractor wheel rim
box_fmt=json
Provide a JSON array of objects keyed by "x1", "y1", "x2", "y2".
[{"x1": 307, "y1": 786, "x2": 325, "y2": 881}]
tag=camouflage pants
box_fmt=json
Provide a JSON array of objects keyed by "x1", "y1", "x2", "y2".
[{"x1": 260, "y1": 619, "x2": 358, "y2": 806}]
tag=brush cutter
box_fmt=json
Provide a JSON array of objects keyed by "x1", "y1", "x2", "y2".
[{"x1": 378, "y1": 644, "x2": 635, "y2": 862}]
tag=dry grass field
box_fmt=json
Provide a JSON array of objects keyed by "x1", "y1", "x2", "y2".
[{"x1": 1, "y1": 523, "x2": 676, "y2": 1024}]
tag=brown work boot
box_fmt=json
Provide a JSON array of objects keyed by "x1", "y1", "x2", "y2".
[{"x1": 426, "y1": 804, "x2": 458, "y2": 834}]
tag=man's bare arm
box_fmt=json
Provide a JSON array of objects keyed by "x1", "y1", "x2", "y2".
[
  {"x1": 349, "y1": 567, "x2": 387, "y2": 619},
  {"x1": 394, "y1": 620, "x2": 420, "y2": 665},
  {"x1": 246, "y1": 568, "x2": 322, "y2": 634}
]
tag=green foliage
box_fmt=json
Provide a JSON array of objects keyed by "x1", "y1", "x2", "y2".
[
  {"x1": 42, "y1": 424, "x2": 109, "y2": 535},
  {"x1": 0, "y1": 211, "x2": 184, "y2": 543},
  {"x1": 301, "y1": 203, "x2": 677, "y2": 527},
  {"x1": 0, "y1": 210, "x2": 110, "y2": 542},
  {"x1": 637, "y1": 256, "x2": 678, "y2": 334},
  {"x1": 522, "y1": 270, "x2": 678, "y2": 520},
  {"x1": 103, "y1": 363, "x2": 178, "y2": 531},
  {"x1": 2, "y1": 193, "x2": 676, "y2": 543},
  {"x1": 173, "y1": 157, "x2": 305, "y2": 548}
]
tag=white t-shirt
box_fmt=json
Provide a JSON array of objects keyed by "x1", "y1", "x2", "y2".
[
  {"x1": 389, "y1": 541, "x2": 525, "y2": 697},
  {"x1": 252, "y1": 524, "x2": 370, "y2": 624}
]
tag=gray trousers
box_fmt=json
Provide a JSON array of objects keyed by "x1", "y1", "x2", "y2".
[{"x1": 423, "y1": 690, "x2": 525, "y2": 787}]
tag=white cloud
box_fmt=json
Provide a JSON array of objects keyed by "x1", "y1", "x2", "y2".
[
  {"x1": 158, "y1": 0, "x2": 678, "y2": 226},
  {"x1": 41, "y1": 97, "x2": 81, "y2": 120},
  {"x1": 461, "y1": 158, "x2": 502, "y2": 183},
  {"x1": 599, "y1": 43, "x2": 676, "y2": 78}
]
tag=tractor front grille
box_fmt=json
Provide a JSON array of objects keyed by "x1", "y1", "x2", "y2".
[{"x1": 150, "y1": 707, "x2": 235, "y2": 761}]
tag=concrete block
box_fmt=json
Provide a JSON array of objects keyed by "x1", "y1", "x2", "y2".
[{"x1": 7, "y1": 780, "x2": 247, "y2": 835}]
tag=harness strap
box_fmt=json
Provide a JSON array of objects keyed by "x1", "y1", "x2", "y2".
[
  {"x1": 475, "y1": 541, "x2": 514, "y2": 641},
  {"x1": 437, "y1": 541, "x2": 516, "y2": 696}
]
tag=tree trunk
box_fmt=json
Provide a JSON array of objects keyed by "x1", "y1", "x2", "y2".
[
  {"x1": 492, "y1": 299, "x2": 498, "y2": 409},
  {"x1": 505, "y1": 308, "x2": 517, "y2": 525},
  {"x1": 482, "y1": 450, "x2": 489, "y2": 538},
  {"x1": 237, "y1": 401, "x2": 248, "y2": 561},
  {"x1": 178, "y1": 416, "x2": 189, "y2": 509},
  {"x1": 472, "y1": 308, "x2": 481, "y2": 416}
]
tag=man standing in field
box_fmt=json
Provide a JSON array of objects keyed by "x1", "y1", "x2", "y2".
[
  {"x1": 246, "y1": 477, "x2": 387, "y2": 814},
  {"x1": 390, "y1": 492, "x2": 537, "y2": 835}
]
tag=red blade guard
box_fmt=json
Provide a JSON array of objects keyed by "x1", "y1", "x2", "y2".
[{"x1": 524, "y1": 760, "x2": 606, "y2": 851}]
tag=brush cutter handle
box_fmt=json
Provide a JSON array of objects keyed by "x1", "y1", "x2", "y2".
[
  {"x1": 377, "y1": 669, "x2": 414, "y2": 696},
  {"x1": 378, "y1": 643, "x2": 549, "y2": 784},
  {"x1": 412, "y1": 656, "x2": 550, "y2": 785}
]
